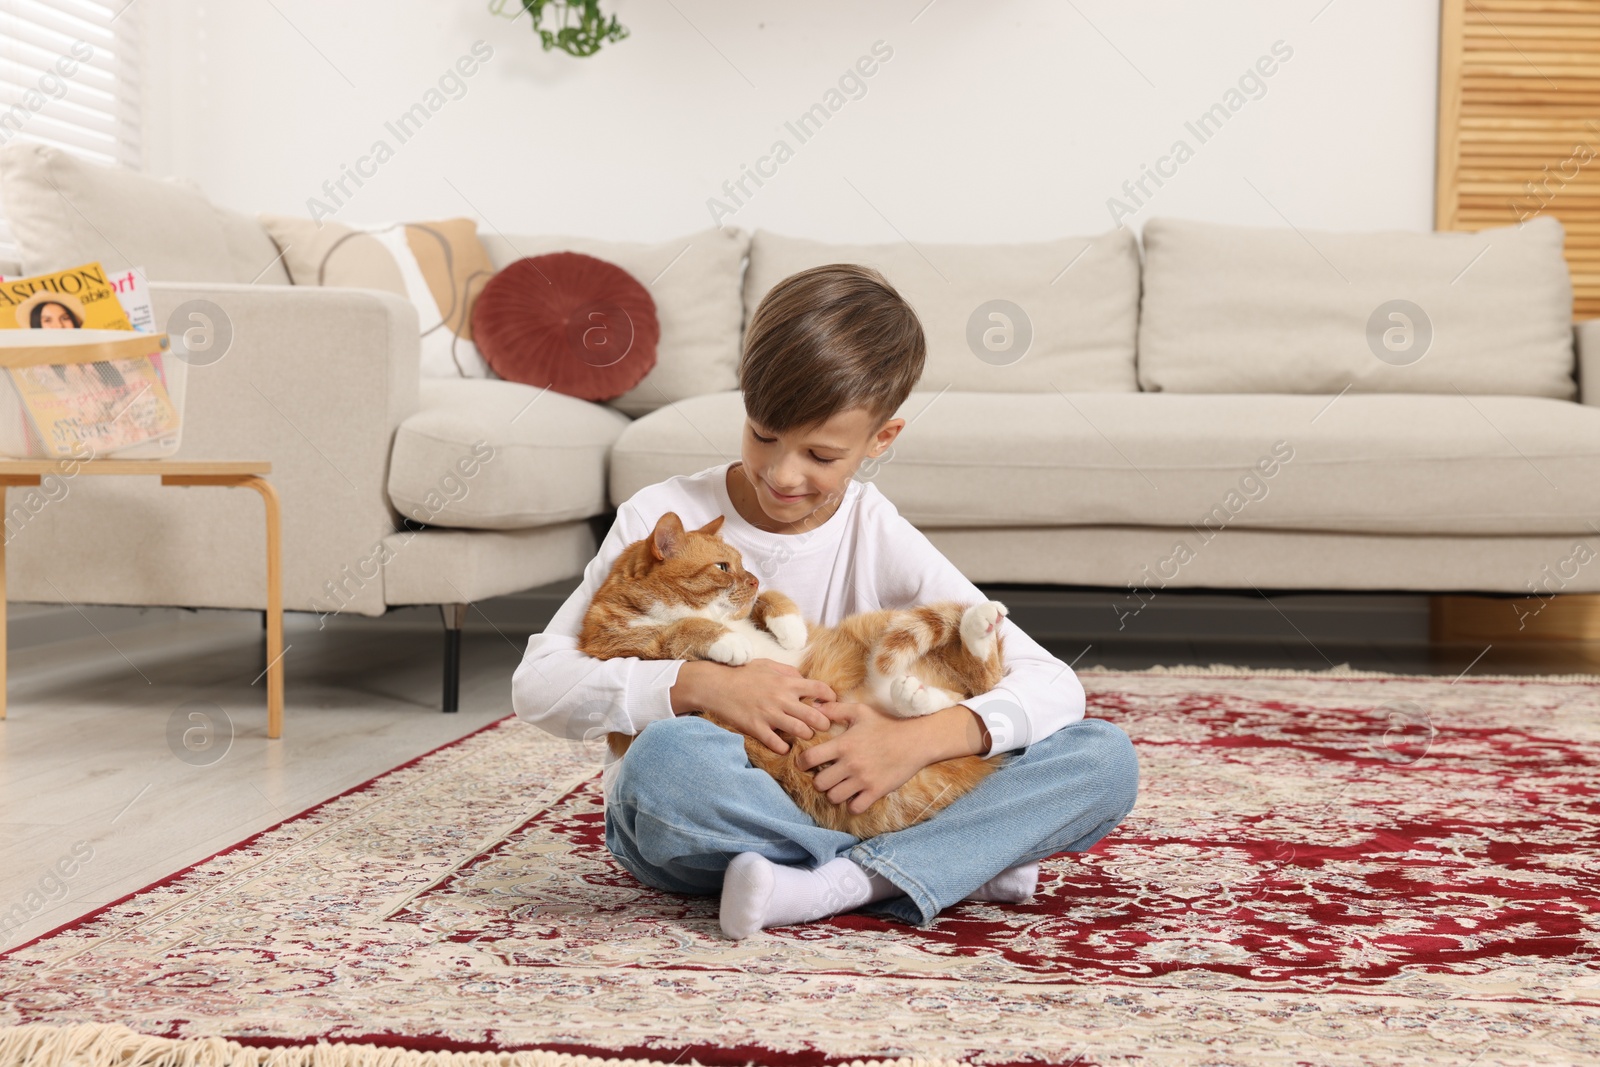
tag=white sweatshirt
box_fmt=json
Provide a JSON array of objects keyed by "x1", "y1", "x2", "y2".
[{"x1": 511, "y1": 460, "x2": 1087, "y2": 799}]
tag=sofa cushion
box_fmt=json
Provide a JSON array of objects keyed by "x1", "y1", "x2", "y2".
[
  {"x1": 381, "y1": 523, "x2": 599, "y2": 606},
  {"x1": 743, "y1": 228, "x2": 1141, "y2": 394},
  {"x1": 478, "y1": 227, "x2": 749, "y2": 418},
  {"x1": 259, "y1": 214, "x2": 497, "y2": 377},
  {"x1": 0, "y1": 143, "x2": 261, "y2": 283},
  {"x1": 1138, "y1": 215, "x2": 1577, "y2": 399},
  {"x1": 609, "y1": 390, "x2": 1600, "y2": 536},
  {"x1": 388, "y1": 378, "x2": 630, "y2": 530},
  {"x1": 216, "y1": 204, "x2": 291, "y2": 285},
  {"x1": 471, "y1": 251, "x2": 658, "y2": 399}
]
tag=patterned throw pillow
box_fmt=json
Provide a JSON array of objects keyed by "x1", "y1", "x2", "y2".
[
  {"x1": 470, "y1": 251, "x2": 658, "y2": 402},
  {"x1": 259, "y1": 215, "x2": 496, "y2": 378}
]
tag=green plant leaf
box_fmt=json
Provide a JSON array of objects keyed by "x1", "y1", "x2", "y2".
[{"x1": 512, "y1": 0, "x2": 628, "y2": 57}]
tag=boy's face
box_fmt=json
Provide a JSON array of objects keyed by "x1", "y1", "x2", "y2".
[{"x1": 739, "y1": 406, "x2": 905, "y2": 524}]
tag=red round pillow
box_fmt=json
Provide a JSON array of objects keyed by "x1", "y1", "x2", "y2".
[{"x1": 471, "y1": 251, "x2": 659, "y2": 401}]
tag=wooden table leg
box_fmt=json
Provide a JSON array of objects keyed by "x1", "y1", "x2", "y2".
[
  {"x1": 164, "y1": 473, "x2": 284, "y2": 739},
  {"x1": 241, "y1": 476, "x2": 284, "y2": 740},
  {"x1": 0, "y1": 476, "x2": 41, "y2": 723},
  {"x1": 1, "y1": 494, "x2": 6, "y2": 723}
]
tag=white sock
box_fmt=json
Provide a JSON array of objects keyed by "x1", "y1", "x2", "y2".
[
  {"x1": 962, "y1": 862, "x2": 1039, "y2": 903},
  {"x1": 719, "y1": 854, "x2": 900, "y2": 939}
]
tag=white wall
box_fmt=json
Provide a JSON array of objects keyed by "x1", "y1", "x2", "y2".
[{"x1": 142, "y1": 1, "x2": 1439, "y2": 243}]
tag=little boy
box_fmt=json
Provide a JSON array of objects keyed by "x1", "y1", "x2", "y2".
[{"x1": 512, "y1": 263, "x2": 1139, "y2": 939}]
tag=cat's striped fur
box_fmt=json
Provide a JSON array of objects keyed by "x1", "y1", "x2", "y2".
[{"x1": 578, "y1": 510, "x2": 1007, "y2": 837}]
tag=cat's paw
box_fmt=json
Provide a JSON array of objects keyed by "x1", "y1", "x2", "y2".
[
  {"x1": 890, "y1": 673, "x2": 944, "y2": 718},
  {"x1": 707, "y1": 632, "x2": 753, "y2": 666},
  {"x1": 960, "y1": 600, "x2": 1009, "y2": 658},
  {"x1": 767, "y1": 614, "x2": 807, "y2": 651}
]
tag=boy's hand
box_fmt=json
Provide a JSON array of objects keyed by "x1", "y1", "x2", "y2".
[
  {"x1": 798, "y1": 701, "x2": 971, "y2": 814},
  {"x1": 690, "y1": 658, "x2": 836, "y2": 755}
]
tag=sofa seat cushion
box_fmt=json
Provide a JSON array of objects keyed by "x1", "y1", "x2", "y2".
[
  {"x1": 389, "y1": 379, "x2": 630, "y2": 530},
  {"x1": 1138, "y1": 215, "x2": 1576, "y2": 399},
  {"x1": 381, "y1": 522, "x2": 599, "y2": 606},
  {"x1": 744, "y1": 228, "x2": 1141, "y2": 394},
  {"x1": 608, "y1": 390, "x2": 1600, "y2": 536}
]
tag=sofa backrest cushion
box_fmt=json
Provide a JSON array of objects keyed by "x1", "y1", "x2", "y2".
[
  {"x1": 215, "y1": 203, "x2": 293, "y2": 285},
  {"x1": 1137, "y1": 215, "x2": 1576, "y2": 399},
  {"x1": 479, "y1": 227, "x2": 749, "y2": 418},
  {"x1": 743, "y1": 228, "x2": 1141, "y2": 394},
  {"x1": 0, "y1": 142, "x2": 290, "y2": 285}
]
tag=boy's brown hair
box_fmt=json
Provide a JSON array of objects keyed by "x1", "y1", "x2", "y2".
[{"x1": 739, "y1": 263, "x2": 926, "y2": 435}]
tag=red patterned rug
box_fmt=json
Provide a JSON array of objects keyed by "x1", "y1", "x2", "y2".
[{"x1": 2, "y1": 666, "x2": 1598, "y2": 1066}]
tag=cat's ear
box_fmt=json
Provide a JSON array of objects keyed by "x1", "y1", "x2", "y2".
[
  {"x1": 697, "y1": 515, "x2": 726, "y2": 537},
  {"x1": 650, "y1": 511, "x2": 687, "y2": 561}
]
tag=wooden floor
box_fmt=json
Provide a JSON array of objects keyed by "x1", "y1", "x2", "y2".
[
  {"x1": 0, "y1": 606, "x2": 518, "y2": 951},
  {"x1": 2, "y1": 582, "x2": 1596, "y2": 952}
]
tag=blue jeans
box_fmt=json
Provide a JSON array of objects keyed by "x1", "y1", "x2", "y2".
[{"x1": 604, "y1": 714, "x2": 1140, "y2": 926}]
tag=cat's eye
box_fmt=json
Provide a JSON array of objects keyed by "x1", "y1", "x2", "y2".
[{"x1": 715, "y1": 562, "x2": 730, "y2": 572}]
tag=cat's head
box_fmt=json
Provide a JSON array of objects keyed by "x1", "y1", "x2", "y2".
[{"x1": 636, "y1": 511, "x2": 760, "y2": 619}]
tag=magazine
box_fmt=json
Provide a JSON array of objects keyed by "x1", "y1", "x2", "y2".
[
  {"x1": 0, "y1": 262, "x2": 177, "y2": 458},
  {"x1": 5, "y1": 334, "x2": 179, "y2": 456},
  {"x1": 107, "y1": 267, "x2": 155, "y2": 333},
  {"x1": 0, "y1": 261, "x2": 135, "y2": 331},
  {"x1": 0, "y1": 264, "x2": 159, "y2": 333}
]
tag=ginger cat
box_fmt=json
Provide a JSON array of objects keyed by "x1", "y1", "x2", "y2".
[{"x1": 578, "y1": 510, "x2": 1009, "y2": 838}]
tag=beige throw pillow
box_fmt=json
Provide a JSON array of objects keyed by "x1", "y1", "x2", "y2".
[{"x1": 259, "y1": 215, "x2": 497, "y2": 378}]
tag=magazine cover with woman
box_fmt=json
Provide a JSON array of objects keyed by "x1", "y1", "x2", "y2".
[{"x1": 0, "y1": 261, "x2": 178, "y2": 458}]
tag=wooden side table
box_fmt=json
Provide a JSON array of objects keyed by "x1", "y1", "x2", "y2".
[{"x1": 0, "y1": 460, "x2": 283, "y2": 738}]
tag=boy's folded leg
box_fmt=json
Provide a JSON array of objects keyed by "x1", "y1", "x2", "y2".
[
  {"x1": 719, "y1": 854, "x2": 900, "y2": 939},
  {"x1": 850, "y1": 716, "x2": 1140, "y2": 927},
  {"x1": 963, "y1": 861, "x2": 1039, "y2": 903},
  {"x1": 603, "y1": 715, "x2": 859, "y2": 897}
]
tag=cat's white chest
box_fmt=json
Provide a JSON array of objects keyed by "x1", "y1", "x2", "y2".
[
  {"x1": 629, "y1": 599, "x2": 807, "y2": 668},
  {"x1": 719, "y1": 616, "x2": 807, "y2": 668}
]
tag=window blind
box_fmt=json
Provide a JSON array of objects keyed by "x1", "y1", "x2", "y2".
[{"x1": 0, "y1": 0, "x2": 141, "y2": 267}]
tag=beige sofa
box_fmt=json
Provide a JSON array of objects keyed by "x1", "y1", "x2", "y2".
[
  {"x1": 2, "y1": 142, "x2": 1597, "y2": 713},
  {"x1": 616, "y1": 218, "x2": 1600, "y2": 602}
]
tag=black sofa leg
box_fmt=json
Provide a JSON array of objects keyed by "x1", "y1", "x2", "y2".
[{"x1": 441, "y1": 603, "x2": 467, "y2": 713}]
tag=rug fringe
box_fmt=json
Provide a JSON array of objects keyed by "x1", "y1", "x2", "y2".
[
  {"x1": 0, "y1": 1023, "x2": 971, "y2": 1067},
  {"x1": 1077, "y1": 661, "x2": 1600, "y2": 683}
]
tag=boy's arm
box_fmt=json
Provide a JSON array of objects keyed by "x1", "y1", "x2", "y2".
[
  {"x1": 882, "y1": 512, "x2": 1087, "y2": 756},
  {"x1": 800, "y1": 506, "x2": 1087, "y2": 814},
  {"x1": 511, "y1": 502, "x2": 684, "y2": 742}
]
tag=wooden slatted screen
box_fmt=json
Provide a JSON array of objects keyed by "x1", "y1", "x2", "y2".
[
  {"x1": 1432, "y1": 2, "x2": 1600, "y2": 646},
  {"x1": 1436, "y1": 0, "x2": 1600, "y2": 319}
]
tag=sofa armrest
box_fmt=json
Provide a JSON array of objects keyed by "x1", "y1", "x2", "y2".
[
  {"x1": 1577, "y1": 319, "x2": 1600, "y2": 406},
  {"x1": 6, "y1": 282, "x2": 422, "y2": 616},
  {"x1": 145, "y1": 282, "x2": 420, "y2": 614}
]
